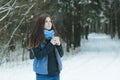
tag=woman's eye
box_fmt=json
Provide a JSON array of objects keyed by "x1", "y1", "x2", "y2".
[{"x1": 45, "y1": 20, "x2": 51, "y2": 22}]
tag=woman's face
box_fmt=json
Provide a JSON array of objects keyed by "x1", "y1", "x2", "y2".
[{"x1": 44, "y1": 17, "x2": 52, "y2": 30}]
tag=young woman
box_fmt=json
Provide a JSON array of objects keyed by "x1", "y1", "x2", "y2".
[{"x1": 30, "y1": 13, "x2": 64, "y2": 80}]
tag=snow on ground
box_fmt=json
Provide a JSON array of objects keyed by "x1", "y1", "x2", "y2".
[{"x1": 0, "y1": 33, "x2": 120, "y2": 80}]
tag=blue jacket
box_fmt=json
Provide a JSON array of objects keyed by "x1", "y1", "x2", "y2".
[{"x1": 32, "y1": 42, "x2": 64, "y2": 75}]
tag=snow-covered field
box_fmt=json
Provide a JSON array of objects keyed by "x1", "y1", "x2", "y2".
[{"x1": 0, "y1": 33, "x2": 120, "y2": 80}]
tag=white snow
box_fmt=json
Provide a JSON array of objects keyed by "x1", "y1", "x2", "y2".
[{"x1": 1, "y1": 33, "x2": 120, "y2": 80}]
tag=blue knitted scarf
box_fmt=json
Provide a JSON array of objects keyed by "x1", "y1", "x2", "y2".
[
  {"x1": 39, "y1": 29, "x2": 55, "y2": 48},
  {"x1": 44, "y1": 29, "x2": 55, "y2": 40}
]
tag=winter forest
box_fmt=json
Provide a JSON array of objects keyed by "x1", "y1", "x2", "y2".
[
  {"x1": 1, "y1": 0, "x2": 120, "y2": 78},
  {"x1": 1, "y1": 0, "x2": 120, "y2": 80}
]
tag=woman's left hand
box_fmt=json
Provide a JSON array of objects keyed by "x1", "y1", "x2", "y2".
[{"x1": 52, "y1": 36, "x2": 61, "y2": 46}]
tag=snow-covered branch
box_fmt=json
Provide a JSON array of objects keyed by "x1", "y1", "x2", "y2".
[
  {"x1": 15, "y1": 4, "x2": 28, "y2": 9},
  {"x1": 0, "y1": 23, "x2": 11, "y2": 32},
  {"x1": 0, "y1": 3, "x2": 36, "y2": 64},
  {"x1": 0, "y1": 0, "x2": 13, "y2": 9},
  {"x1": 0, "y1": 0, "x2": 16, "y2": 22},
  {"x1": 6, "y1": 3, "x2": 36, "y2": 48},
  {"x1": 0, "y1": 9, "x2": 9, "y2": 14},
  {"x1": 0, "y1": 9, "x2": 11, "y2": 22}
]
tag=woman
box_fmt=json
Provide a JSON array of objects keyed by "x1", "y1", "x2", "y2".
[{"x1": 30, "y1": 13, "x2": 64, "y2": 80}]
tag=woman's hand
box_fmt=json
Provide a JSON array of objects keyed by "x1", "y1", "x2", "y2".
[
  {"x1": 50, "y1": 38, "x2": 56, "y2": 45},
  {"x1": 50, "y1": 36, "x2": 61, "y2": 46},
  {"x1": 54, "y1": 36, "x2": 61, "y2": 46}
]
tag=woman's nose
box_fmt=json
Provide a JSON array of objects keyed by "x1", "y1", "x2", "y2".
[{"x1": 48, "y1": 22, "x2": 51, "y2": 24}]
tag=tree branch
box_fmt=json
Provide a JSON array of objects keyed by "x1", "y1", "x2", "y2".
[
  {"x1": 0, "y1": 0, "x2": 16, "y2": 22},
  {"x1": 0, "y1": 0, "x2": 13, "y2": 9},
  {"x1": 5, "y1": 3, "x2": 36, "y2": 48},
  {"x1": 0, "y1": 22, "x2": 11, "y2": 32}
]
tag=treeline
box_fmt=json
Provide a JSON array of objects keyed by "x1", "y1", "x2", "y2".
[{"x1": 0, "y1": 0, "x2": 120, "y2": 63}]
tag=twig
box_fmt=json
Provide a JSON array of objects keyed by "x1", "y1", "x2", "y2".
[
  {"x1": 0, "y1": 0, "x2": 13, "y2": 9},
  {"x1": 0, "y1": 0, "x2": 16, "y2": 22},
  {"x1": 0, "y1": 8, "x2": 9, "y2": 14},
  {"x1": 0, "y1": 22, "x2": 10, "y2": 32},
  {"x1": 0, "y1": 9, "x2": 11, "y2": 21}
]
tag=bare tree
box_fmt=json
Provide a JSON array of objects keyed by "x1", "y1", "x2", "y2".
[{"x1": 0, "y1": 0, "x2": 36, "y2": 64}]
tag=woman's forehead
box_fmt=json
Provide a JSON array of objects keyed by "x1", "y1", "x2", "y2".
[{"x1": 45, "y1": 17, "x2": 51, "y2": 20}]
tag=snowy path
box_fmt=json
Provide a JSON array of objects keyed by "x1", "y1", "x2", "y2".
[
  {"x1": 61, "y1": 33, "x2": 120, "y2": 80},
  {"x1": 0, "y1": 33, "x2": 120, "y2": 80}
]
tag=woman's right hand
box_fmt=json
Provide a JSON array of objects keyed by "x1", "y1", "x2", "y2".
[
  {"x1": 50, "y1": 36, "x2": 61, "y2": 45},
  {"x1": 50, "y1": 38, "x2": 56, "y2": 45}
]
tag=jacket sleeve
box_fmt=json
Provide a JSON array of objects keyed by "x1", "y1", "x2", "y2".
[
  {"x1": 32, "y1": 42, "x2": 54, "y2": 60},
  {"x1": 56, "y1": 44, "x2": 64, "y2": 57}
]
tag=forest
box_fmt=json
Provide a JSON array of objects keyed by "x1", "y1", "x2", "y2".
[{"x1": 0, "y1": 0, "x2": 120, "y2": 65}]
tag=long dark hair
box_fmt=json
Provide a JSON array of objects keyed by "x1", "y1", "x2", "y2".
[{"x1": 30, "y1": 14, "x2": 58, "y2": 48}]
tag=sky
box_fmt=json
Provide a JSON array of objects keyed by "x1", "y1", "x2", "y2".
[{"x1": 0, "y1": 33, "x2": 120, "y2": 80}]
